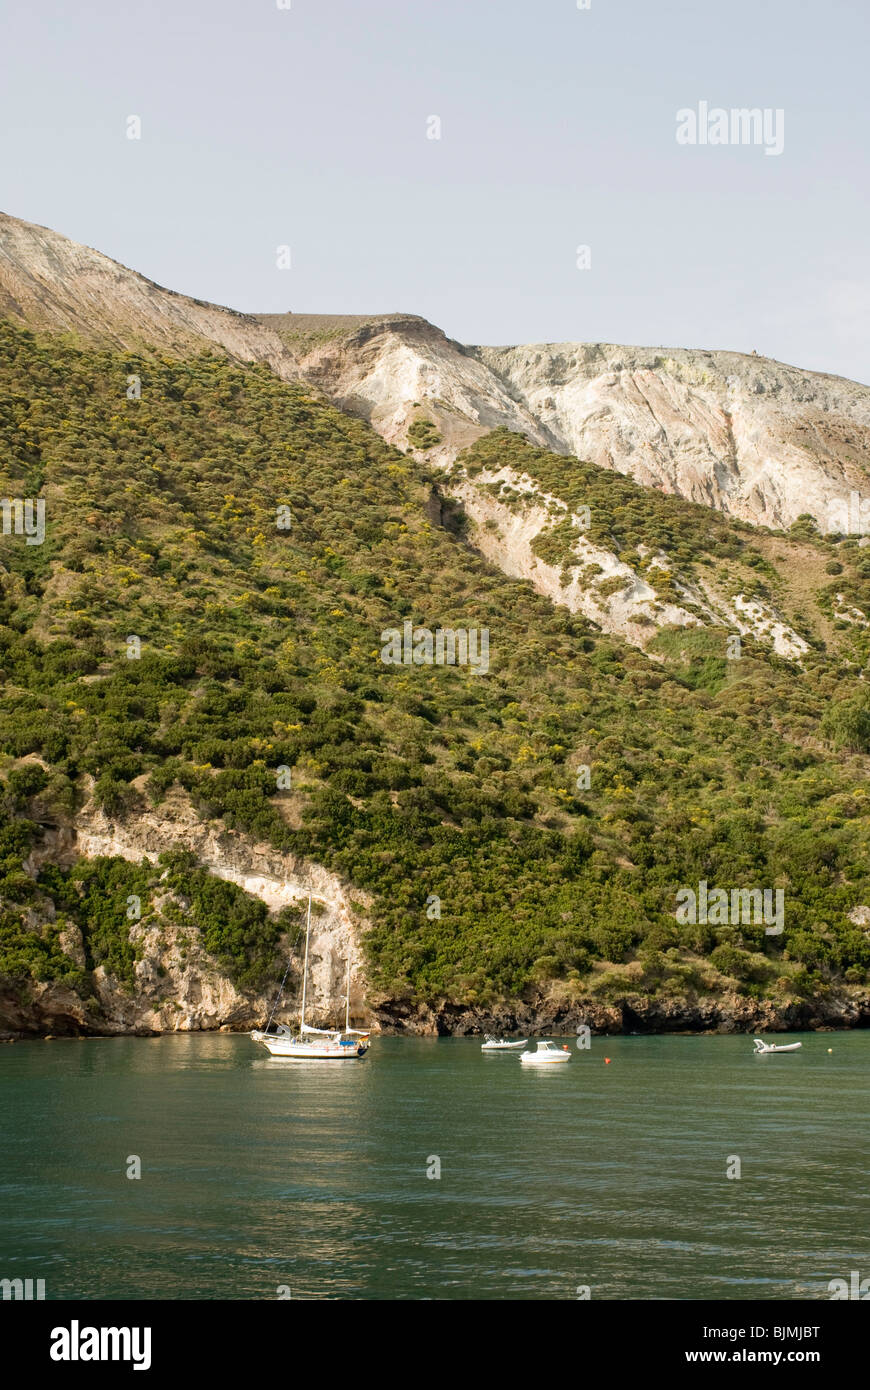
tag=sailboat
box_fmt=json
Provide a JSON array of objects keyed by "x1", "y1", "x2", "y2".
[
  {"x1": 251, "y1": 897, "x2": 369, "y2": 1060},
  {"x1": 340, "y1": 957, "x2": 372, "y2": 1049}
]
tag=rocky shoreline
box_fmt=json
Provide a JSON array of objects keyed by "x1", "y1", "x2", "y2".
[
  {"x1": 370, "y1": 988, "x2": 870, "y2": 1037},
  {"x1": 3, "y1": 981, "x2": 869, "y2": 1040},
  {"x1": 3, "y1": 796, "x2": 869, "y2": 1044}
]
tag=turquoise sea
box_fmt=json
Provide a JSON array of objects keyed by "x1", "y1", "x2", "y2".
[{"x1": 1, "y1": 1032, "x2": 867, "y2": 1300}]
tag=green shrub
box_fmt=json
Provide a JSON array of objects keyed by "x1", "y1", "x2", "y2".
[{"x1": 407, "y1": 418, "x2": 442, "y2": 450}]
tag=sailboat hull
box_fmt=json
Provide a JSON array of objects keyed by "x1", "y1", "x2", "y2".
[{"x1": 252, "y1": 1031, "x2": 367, "y2": 1059}]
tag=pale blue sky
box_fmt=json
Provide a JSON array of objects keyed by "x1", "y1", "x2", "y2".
[{"x1": 2, "y1": 0, "x2": 869, "y2": 382}]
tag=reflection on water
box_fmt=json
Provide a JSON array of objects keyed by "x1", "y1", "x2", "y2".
[{"x1": 0, "y1": 1032, "x2": 868, "y2": 1300}]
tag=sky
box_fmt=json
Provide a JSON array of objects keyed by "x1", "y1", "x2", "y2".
[{"x1": 2, "y1": 0, "x2": 869, "y2": 383}]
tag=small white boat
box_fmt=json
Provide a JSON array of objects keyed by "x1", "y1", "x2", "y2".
[
  {"x1": 753, "y1": 1038, "x2": 802, "y2": 1054},
  {"x1": 481, "y1": 1034, "x2": 528, "y2": 1051},
  {"x1": 520, "y1": 1040, "x2": 571, "y2": 1066}
]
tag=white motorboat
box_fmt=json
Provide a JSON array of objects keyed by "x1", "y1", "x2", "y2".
[
  {"x1": 251, "y1": 899, "x2": 370, "y2": 1061},
  {"x1": 481, "y1": 1034, "x2": 528, "y2": 1051},
  {"x1": 752, "y1": 1038, "x2": 802, "y2": 1054},
  {"x1": 519, "y1": 1039, "x2": 571, "y2": 1066}
]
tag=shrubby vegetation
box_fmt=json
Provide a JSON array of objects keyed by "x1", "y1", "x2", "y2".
[
  {"x1": 456, "y1": 429, "x2": 870, "y2": 668},
  {"x1": 0, "y1": 835, "x2": 295, "y2": 992},
  {"x1": 458, "y1": 428, "x2": 759, "y2": 569},
  {"x1": 407, "y1": 418, "x2": 442, "y2": 451},
  {"x1": 0, "y1": 320, "x2": 869, "y2": 1011}
]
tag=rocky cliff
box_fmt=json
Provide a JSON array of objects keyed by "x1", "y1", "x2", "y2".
[
  {"x1": 473, "y1": 342, "x2": 870, "y2": 533},
  {"x1": 2, "y1": 782, "x2": 370, "y2": 1038}
]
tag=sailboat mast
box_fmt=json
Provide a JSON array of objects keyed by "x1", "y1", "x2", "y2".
[
  {"x1": 345, "y1": 958, "x2": 350, "y2": 1032},
  {"x1": 300, "y1": 895, "x2": 311, "y2": 1029}
]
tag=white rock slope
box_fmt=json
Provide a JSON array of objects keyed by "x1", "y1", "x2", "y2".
[
  {"x1": 444, "y1": 462, "x2": 810, "y2": 657},
  {"x1": 473, "y1": 342, "x2": 870, "y2": 532}
]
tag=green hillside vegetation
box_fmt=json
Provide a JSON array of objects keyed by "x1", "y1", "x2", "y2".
[
  {"x1": 455, "y1": 430, "x2": 870, "y2": 665},
  {"x1": 407, "y1": 417, "x2": 443, "y2": 451},
  {"x1": 1, "y1": 318, "x2": 869, "y2": 1015}
]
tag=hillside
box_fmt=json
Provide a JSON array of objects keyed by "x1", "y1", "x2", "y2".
[
  {"x1": 2, "y1": 318, "x2": 870, "y2": 1035},
  {"x1": 3, "y1": 213, "x2": 870, "y2": 536},
  {"x1": 0, "y1": 211, "x2": 299, "y2": 378},
  {"x1": 472, "y1": 342, "x2": 870, "y2": 532},
  {"x1": 438, "y1": 429, "x2": 870, "y2": 660}
]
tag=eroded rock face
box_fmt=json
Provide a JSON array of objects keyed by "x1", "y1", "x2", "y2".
[
  {"x1": 472, "y1": 343, "x2": 870, "y2": 533},
  {"x1": 288, "y1": 313, "x2": 550, "y2": 454},
  {"x1": 296, "y1": 315, "x2": 870, "y2": 535},
  {"x1": 439, "y1": 463, "x2": 809, "y2": 657},
  {"x1": 274, "y1": 312, "x2": 870, "y2": 537},
  {"x1": 2, "y1": 786, "x2": 371, "y2": 1038},
  {"x1": 445, "y1": 465, "x2": 701, "y2": 653},
  {"x1": 271, "y1": 312, "x2": 867, "y2": 533}
]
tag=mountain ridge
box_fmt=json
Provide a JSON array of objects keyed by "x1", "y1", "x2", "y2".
[
  {"x1": 0, "y1": 211, "x2": 299, "y2": 378},
  {"x1": 3, "y1": 210, "x2": 870, "y2": 535}
]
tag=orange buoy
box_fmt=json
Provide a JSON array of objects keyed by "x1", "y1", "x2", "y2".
[{"x1": 605, "y1": 1057, "x2": 611, "y2": 1064}]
